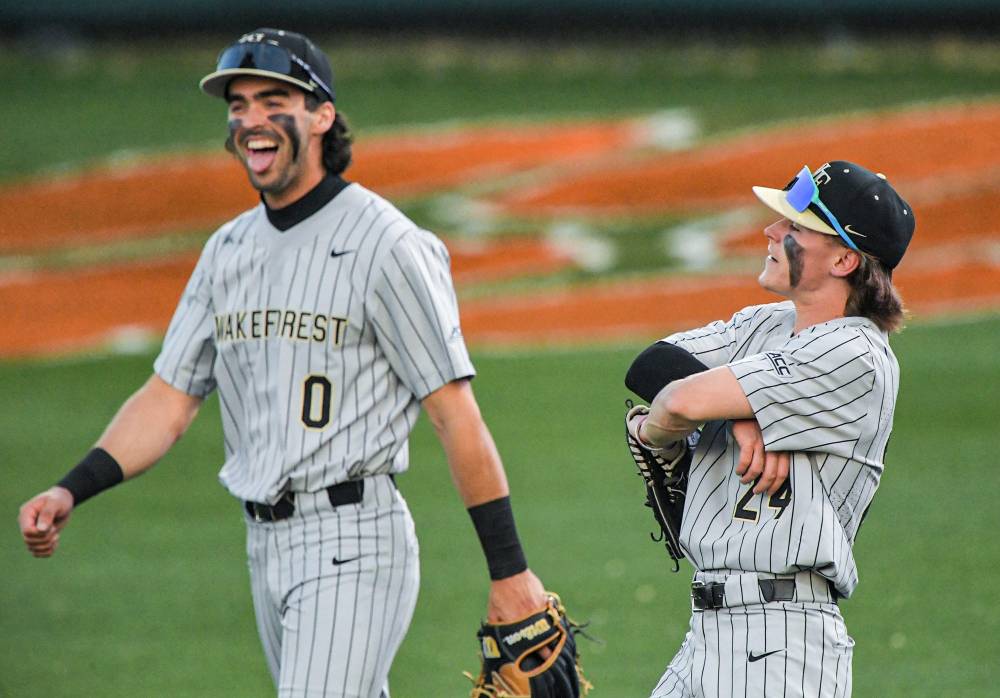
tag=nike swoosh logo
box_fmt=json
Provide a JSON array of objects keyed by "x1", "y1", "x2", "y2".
[
  {"x1": 843, "y1": 224, "x2": 867, "y2": 238},
  {"x1": 330, "y1": 249, "x2": 355, "y2": 258},
  {"x1": 748, "y1": 649, "x2": 785, "y2": 663},
  {"x1": 331, "y1": 556, "x2": 359, "y2": 566}
]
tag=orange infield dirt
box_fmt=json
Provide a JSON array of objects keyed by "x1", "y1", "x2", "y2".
[
  {"x1": 0, "y1": 120, "x2": 636, "y2": 255},
  {"x1": 496, "y1": 103, "x2": 1000, "y2": 216},
  {"x1": 1, "y1": 104, "x2": 998, "y2": 358}
]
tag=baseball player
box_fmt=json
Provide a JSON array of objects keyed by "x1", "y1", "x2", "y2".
[
  {"x1": 625, "y1": 161, "x2": 915, "y2": 696},
  {"x1": 18, "y1": 28, "x2": 549, "y2": 697}
]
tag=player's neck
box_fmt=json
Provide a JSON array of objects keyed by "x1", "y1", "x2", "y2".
[{"x1": 791, "y1": 288, "x2": 850, "y2": 334}]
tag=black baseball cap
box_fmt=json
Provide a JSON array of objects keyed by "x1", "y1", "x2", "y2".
[
  {"x1": 753, "y1": 161, "x2": 915, "y2": 269},
  {"x1": 200, "y1": 28, "x2": 335, "y2": 103}
]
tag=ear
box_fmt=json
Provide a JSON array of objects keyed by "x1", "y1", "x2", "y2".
[
  {"x1": 310, "y1": 102, "x2": 336, "y2": 136},
  {"x1": 830, "y1": 247, "x2": 862, "y2": 278}
]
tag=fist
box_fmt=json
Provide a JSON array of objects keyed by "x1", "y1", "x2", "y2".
[{"x1": 18, "y1": 487, "x2": 75, "y2": 558}]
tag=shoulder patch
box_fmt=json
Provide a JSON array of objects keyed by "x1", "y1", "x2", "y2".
[{"x1": 765, "y1": 352, "x2": 791, "y2": 376}]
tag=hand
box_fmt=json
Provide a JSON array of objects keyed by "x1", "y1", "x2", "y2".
[
  {"x1": 486, "y1": 568, "x2": 547, "y2": 623},
  {"x1": 487, "y1": 569, "x2": 552, "y2": 658},
  {"x1": 731, "y1": 419, "x2": 789, "y2": 496},
  {"x1": 18, "y1": 487, "x2": 75, "y2": 558}
]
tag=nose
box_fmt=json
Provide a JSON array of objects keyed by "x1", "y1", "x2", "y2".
[
  {"x1": 763, "y1": 220, "x2": 784, "y2": 242},
  {"x1": 241, "y1": 102, "x2": 270, "y2": 128}
]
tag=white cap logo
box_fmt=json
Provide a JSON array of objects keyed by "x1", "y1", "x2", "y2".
[{"x1": 813, "y1": 162, "x2": 833, "y2": 186}]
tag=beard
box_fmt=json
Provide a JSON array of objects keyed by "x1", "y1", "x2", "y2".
[{"x1": 225, "y1": 114, "x2": 304, "y2": 195}]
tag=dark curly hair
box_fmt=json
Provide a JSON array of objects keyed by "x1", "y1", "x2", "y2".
[
  {"x1": 304, "y1": 94, "x2": 353, "y2": 176},
  {"x1": 843, "y1": 251, "x2": 907, "y2": 334}
]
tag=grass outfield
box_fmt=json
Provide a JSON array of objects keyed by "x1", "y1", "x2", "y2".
[{"x1": 2, "y1": 314, "x2": 998, "y2": 696}]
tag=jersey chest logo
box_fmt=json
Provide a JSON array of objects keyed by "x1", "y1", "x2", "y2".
[{"x1": 214, "y1": 309, "x2": 348, "y2": 346}]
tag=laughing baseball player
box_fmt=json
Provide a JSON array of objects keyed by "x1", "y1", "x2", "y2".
[
  {"x1": 624, "y1": 161, "x2": 915, "y2": 696},
  {"x1": 17, "y1": 28, "x2": 573, "y2": 697}
]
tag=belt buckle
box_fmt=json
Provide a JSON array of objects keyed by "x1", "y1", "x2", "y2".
[
  {"x1": 692, "y1": 580, "x2": 725, "y2": 610},
  {"x1": 248, "y1": 502, "x2": 267, "y2": 523},
  {"x1": 691, "y1": 581, "x2": 707, "y2": 611}
]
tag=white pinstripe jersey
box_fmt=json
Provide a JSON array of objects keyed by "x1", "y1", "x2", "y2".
[
  {"x1": 154, "y1": 178, "x2": 474, "y2": 504},
  {"x1": 663, "y1": 301, "x2": 900, "y2": 597}
]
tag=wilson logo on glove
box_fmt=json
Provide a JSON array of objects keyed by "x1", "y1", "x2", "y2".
[{"x1": 465, "y1": 593, "x2": 593, "y2": 698}]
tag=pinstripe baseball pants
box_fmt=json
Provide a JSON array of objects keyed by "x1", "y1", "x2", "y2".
[
  {"x1": 245, "y1": 475, "x2": 420, "y2": 698},
  {"x1": 651, "y1": 570, "x2": 853, "y2": 697}
]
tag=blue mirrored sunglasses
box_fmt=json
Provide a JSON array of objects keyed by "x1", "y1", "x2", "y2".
[
  {"x1": 784, "y1": 166, "x2": 860, "y2": 252},
  {"x1": 217, "y1": 41, "x2": 333, "y2": 102}
]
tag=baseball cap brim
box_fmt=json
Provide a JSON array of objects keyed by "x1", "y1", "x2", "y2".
[
  {"x1": 199, "y1": 69, "x2": 318, "y2": 99},
  {"x1": 752, "y1": 185, "x2": 839, "y2": 237}
]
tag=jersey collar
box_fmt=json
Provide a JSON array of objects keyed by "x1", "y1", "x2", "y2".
[{"x1": 263, "y1": 174, "x2": 350, "y2": 231}]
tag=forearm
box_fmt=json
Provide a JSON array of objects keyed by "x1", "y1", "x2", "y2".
[
  {"x1": 438, "y1": 414, "x2": 528, "y2": 580},
  {"x1": 423, "y1": 379, "x2": 509, "y2": 506},
  {"x1": 94, "y1": 375, "x2": 202, "y2": 480},
  {"x1": 423, "y1": 379, "x2": 530, "y2": 582},
  {"x1": 641, "y1": 366, "x2": 755, "y2": 449},
  {"x1": 444, "y1": 419, "x2": 509, "y2": 507},
  {"x1": 642, "y1": 382, "x2": 702, "y2": 446}
]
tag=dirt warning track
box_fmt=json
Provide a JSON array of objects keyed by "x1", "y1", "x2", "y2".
[{"x1": 0, "y1": 103, "x2": 997, "y2": 358}]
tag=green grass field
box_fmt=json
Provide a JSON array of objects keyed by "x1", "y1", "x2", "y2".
[
  {"x1": 2, "y1": 315, "x2": 999, "y2": 696},
  {"x1": 2, "y1": 34, "x2": 999, "y2": 697}
]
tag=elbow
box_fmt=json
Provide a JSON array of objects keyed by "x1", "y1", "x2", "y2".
[
  {"x1": 625, "y1": 341, "x2": 709, "y2": 403},
  {"x1": 652, "y1": 378, "x2": 701, "y2": 425},
  {"x1": 625, "y1": 349, "x2": 656, "y2": 401},
  {"x1": 168, "y1": 404, "x2": 199, "y2": 446}
]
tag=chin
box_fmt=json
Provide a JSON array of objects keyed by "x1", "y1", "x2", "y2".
[
  {"x1": 758, "y1": 273, "x2": 788, "y2": 297},
  {"x1": 246, "y1": 170, "x2": 281, "y2": 193}
]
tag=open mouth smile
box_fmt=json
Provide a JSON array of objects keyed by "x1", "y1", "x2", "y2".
[{"x1": 244, "y1": 136, "x2": 280, "y2": 174}]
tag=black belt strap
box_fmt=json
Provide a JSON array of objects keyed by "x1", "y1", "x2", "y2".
[
  {"x1": 327, "y1": 479, "x2": 364, "y2": 507},
  {"x1": 758, "y1": 579, "x2": 797, "y2": 603},
  {"x1": 244, "y1": 492, "x2": 295, "y2": 523},
  {"x1": 691, "y1": 578, "x2": 797, "y2": 610},
  {"x1": 244, "y1": 475, "x2": 396, "y2": 523}
]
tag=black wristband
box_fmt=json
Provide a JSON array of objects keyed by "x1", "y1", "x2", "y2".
[
  {"x1": 468, "y1": 496, "x2": 528, "y2": 581},
  {"x1": 57, "y1": 448, "x2": 124, "y2": 506}
]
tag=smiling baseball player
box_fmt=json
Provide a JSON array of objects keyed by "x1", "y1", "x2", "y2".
[
  {"x1": 18, "y1": 28, "x2": 554, "y2": 697},
  {"x1": 625, "y1": 161, "x2": 915, "y2": 696}
]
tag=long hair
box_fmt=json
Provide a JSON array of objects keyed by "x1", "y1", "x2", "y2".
[
  {"x1": 843, "y1": 251, "x2": 907, "y2": 333},
  {"x1": 304, "y1": 95, "x2": 353, "y2": 176}
]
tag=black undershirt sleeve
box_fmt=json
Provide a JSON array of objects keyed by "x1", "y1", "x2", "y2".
[{"x1": 625, "y1": 341, "x2": 711, "y2": 402}]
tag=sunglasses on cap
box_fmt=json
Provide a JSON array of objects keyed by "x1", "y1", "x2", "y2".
[
  {"x1": 216, "y1": 40, "x2": 333, "y2": 102},
  {"x1": 784, "y1": 166, "x2": 860, "y2": 253}
]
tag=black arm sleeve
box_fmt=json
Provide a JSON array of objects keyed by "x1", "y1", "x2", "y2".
[{"x1": 625, "y1": 341, "x2": 710, "y2": 402}]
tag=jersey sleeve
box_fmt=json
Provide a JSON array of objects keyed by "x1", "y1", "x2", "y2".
[
  {"x1": 153, "y1": 239, "x2": 218, "y2": 397},
  {"x1": 367, "y1": 229, "x2": 475, "y2": 399},
  {"x1": 662, "y1": 303, "x2": 785, "y2": 369},
  {"x1": 729, "y1": 327, "x2": 876, "y2": 456}
]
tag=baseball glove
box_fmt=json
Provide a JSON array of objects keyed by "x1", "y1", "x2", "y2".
[
  {"x1": 465, "y1": 593, "x2": 592, "y2": 698},
  {"x1": 625, "y1": 400, "x2": 693, "y2": 571}
]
